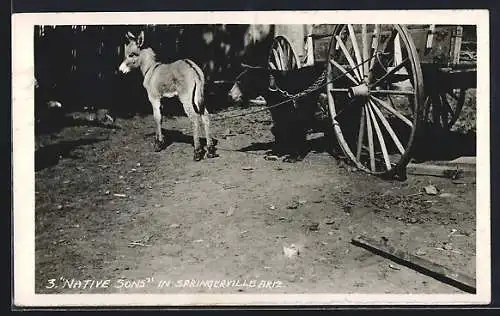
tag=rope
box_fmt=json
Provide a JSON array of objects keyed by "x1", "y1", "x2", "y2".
[{"x1": 213, "y1": 52, "x2": 381, "y2": 122}]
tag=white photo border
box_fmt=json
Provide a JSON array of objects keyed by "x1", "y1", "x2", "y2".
[{"x1": 12, "y1": 10, "x2": 491, "y2": 307}]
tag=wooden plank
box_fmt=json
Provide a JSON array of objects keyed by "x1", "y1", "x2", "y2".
[
  {"x1": 449, "y1": 156, "x2": 476, "y2": 165},
  {"x1": 351, "y1": 235, "x2": 476, "y2": 294},
  {"x1": 452, "y1": 26, "x2": 464, "y2": 65},
  {"x1": 407, "y1": 163, "x2": 475, "y2": 178}
]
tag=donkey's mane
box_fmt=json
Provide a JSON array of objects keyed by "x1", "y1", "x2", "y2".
[
  {"x1": 141, "y1": 47, "x2": 157, "y2": 62},
  {"x1": 138, "y1": 47, "x2": 159, "y2": 76}
]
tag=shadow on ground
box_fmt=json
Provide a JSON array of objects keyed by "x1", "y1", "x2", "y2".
[{"x1": 35, "y1": 138, "x2": 107, "y2": 171}]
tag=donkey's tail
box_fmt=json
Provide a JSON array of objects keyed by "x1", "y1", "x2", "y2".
[{"x1": 183, "y1": 59, "x2": 205, "y2": 114}]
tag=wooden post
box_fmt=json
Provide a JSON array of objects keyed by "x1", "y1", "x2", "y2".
[
  {"x1": 426, "y1": 24, "x2": 435, "y2": 49},
  {"x1": 452, "y1": 26, "x2": 464, "y2": 65},
  {"x1": 304, "y1": 24, "x2": 315, "y2": 66}
]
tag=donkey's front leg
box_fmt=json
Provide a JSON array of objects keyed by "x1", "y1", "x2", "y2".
[{"x1": 150, "y1": 98, "x2": 165, "y2": 152}]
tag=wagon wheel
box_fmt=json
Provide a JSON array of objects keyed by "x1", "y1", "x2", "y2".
[
  {"x1": 424, "y1": 88, "x2": 466, "y2": 130},
  {"x1": 267, "y1": 35, "x2": 301, "y2": 71},
  {"x1": 326, "y1": 24, "x2": 424, "y2": 177}
]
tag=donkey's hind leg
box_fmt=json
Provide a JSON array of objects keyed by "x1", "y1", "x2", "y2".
[
  {"x1": 150, "y1": 98, "x2": 165, "y2": 152},
  {"x1": 191, "y1": 115, "x2": 204, "y2": 161},
  {"x1": 201, "y1": 111, "x2": 218, "y2": 158},
  {"x1": 180, "y1": 94, "x2": 204, "y2": 161}
]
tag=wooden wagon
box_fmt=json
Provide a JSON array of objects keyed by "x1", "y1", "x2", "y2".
[{"x1": 266, "y1": 24, "x2": 477, "y2": 178}]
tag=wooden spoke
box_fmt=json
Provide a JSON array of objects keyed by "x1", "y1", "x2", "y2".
[
  {"x1": 335, "y1": 35, "x2": 362, "y2": 81},
  {"x1": 370, "y1": 89, "x2": 415, "y2": 96},
  {"x1": 367, "y1": 103, "x2": 391, "y2": 170},
  {"x1": 370, "y1": 25, "x2": 380, "y2": 70},
  {"x1": 272, "y1": 49, "x2": 282, "y2": 70},
  {"x1": 370, "y1": 100, "x2": 405, "y2": 154},
  {"x1": 440, "y1": 94, "x2": 455, "y2": 117},
  {"x1": 330, "y1": 59, "x2": 359, "y2": 84},
  {"x1": 268, "y1": 36, "x2": 301, "y2": 72},
  {"x1": 371, "y1": 96, "x2": 413, "y2": 127},
  {"x1": 362, "y1": 24, "x2": 370, "y2": 77},
  {"x1": 371, "y1": 57, "x2": 409, "y2": 87},
  {"x1": 330, "y1": 88, "x2": 350, "y2": 93},
  {"x1": 348, "y1": 24, "x2": 364, "y2": 78},
  {"x1": 365, "y1": 104, "x2": 376, "y2": 171},
  {"x1": 356, "y1": 105, "x2": 366, "y2": 160},
  {"x1": 380, "y1": 29, "x2": 398, "y2": 56},
  {"x1": 277, "y1": 42, "x2": 287, "y2": 70},
  {"x1": 393, "y1": 33, "x2": 403, "y2": 66}
]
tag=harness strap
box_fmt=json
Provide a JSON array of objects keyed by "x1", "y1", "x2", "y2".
[{"x1": 144, "y1": 62, "x2": 162, "y2": 81}]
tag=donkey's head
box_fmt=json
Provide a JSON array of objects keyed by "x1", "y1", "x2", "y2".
[
  {"x1": 228, "y1": 63, "x2": 271, "y2": 105},
  {"x1": 118, "y1": 31, "x2": 145, "y2": 74}
]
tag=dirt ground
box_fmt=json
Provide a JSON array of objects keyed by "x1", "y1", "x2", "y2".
[{"x1": 34, "y1": 94, "x2": 477, "y2": 296}]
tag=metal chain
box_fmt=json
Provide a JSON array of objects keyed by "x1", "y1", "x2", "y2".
[
  {"x1": 215, "y1": 51, "x2": 381, "y2": 121},
  {"x1": 268, "y1": 68, "x2": 328, "y2": 108}
]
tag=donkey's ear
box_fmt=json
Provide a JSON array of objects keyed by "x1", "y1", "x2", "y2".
[
  {"x1": 125, "y1": 31, "x2": 135, "y2": 42},
  {"x1": 137, "y1": 31, "x2": 145, "y2": 47}
]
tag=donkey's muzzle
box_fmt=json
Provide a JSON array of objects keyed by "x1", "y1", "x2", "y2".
[
  {"x1": 228, "y1": 86, "x2": 243, "y2": 104},
  {"x1": 118, "y1": 62, "x2": 131, "y2": 74}
]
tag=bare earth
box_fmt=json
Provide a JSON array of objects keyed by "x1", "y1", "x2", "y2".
[{"x1": 34, "y1": 105, "x2": 476, "y2": 296}]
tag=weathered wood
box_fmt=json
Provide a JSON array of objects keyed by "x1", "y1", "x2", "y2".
[
  {"x1": 452, "y1": 26, "x2": 464, "y2": 65},
  {"x1": 449, "y1": 156, "x2": 476, "y2": 165},
  {"x1": 407, "y1": 163, "x2": 475, "y2": 178},
  {"x1": 351, "y1": 235, "x2": 476, "y2": 294}
]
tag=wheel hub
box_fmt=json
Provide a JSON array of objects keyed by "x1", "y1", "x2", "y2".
[{"x1": 347, "y1": 82, "x2": 370, "y2": 98}]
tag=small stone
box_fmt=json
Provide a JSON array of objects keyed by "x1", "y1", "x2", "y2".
[
  {"x1": 415, "y1": 249, "x2": 426, "y2": 256},
  {"x1": 264, "y1": 155, "x2": 278, "y2": 161},
  {"x1": 242, "y1": 166, "x2": 254, "y2": 171},
  {"x1": 287, "y1": 201, "x2": 299, "y2": 209},
  {"x1": 424, "y1": 185, "x2": 438, "y2": 195},
  {"x1": 283, "y1": 244, "x2": 299, "y2": 258},
  {"x1": 389, "y1": 264, "x2": 400, "y2": 270},
  {"x1": 169, "y1": 224, "x2": 180, "y2": 229},
  {"x1": 308, "y1": 222, "x2": 320, "y2": 231}
]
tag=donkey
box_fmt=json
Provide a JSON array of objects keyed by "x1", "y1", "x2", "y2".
[
  {"x1": 228, "y1": 64, "x2": 325, "y2": 162},
  {"x1": 119, "y1": 31, "x2": 217, "y2": 161}
]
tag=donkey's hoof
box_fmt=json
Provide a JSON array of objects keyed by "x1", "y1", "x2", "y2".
[
  {"x1": 193, "y1": 150, "x2": 204, "y2": 161},
  {"x1": 153, "y1": 139, "x2": 166, "y2": 152},
  {"x1": 206, "y1": 146, "x2": 218, "y2": 159},
  {"x1": 206, "y1": 152, "x2": 219, "y2": 159}
]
